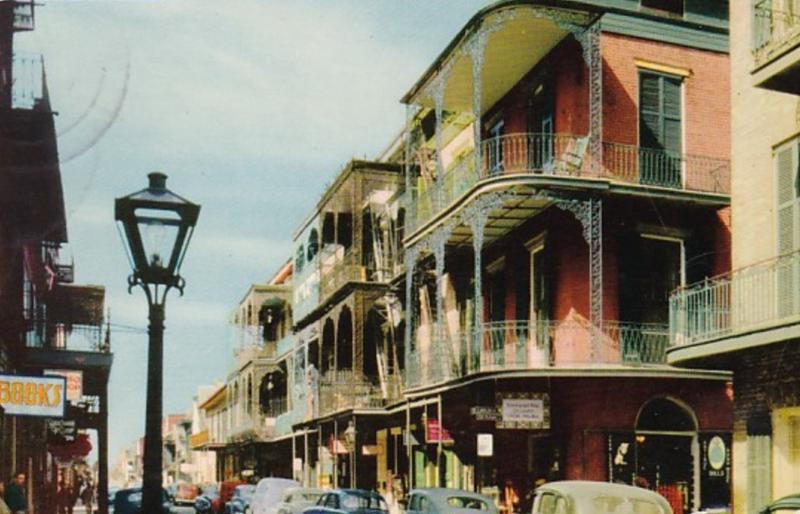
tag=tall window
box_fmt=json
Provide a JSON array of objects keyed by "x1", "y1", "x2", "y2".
[
  {"x1": 747, "y1": 412, "x2": 772, "y2": 514},
  {"x1": 639, "y1": 71, "x2": 682, "y2": 187},
  {"x1": 488, "y1": 119, "x2": 505, "y2": 175}
]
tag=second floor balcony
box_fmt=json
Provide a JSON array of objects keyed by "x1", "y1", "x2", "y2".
[
  {"x1": 317, "y1": 370, "x2": 397, "y2": 417},
  {"x1": 405, "y1": 319, "x2": 669, "y2": 389},
  {"x1": 668, "y1": 249, "x2": 800, "y2": 362},
  {"x1": 752, "y1": 0, "x2": 800, "y2": 93},
  {"x1": 408, "y1": 132, "x2": 730, "y2": 233}
]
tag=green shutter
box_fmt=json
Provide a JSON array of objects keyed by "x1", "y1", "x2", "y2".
[{"x1": 639, "y1": 72, "x2": 682, "y2": 187}]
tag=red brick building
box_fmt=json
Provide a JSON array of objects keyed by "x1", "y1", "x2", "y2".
[{"x1": 390, "y1": 1, "x2": 733, "y2": 512}]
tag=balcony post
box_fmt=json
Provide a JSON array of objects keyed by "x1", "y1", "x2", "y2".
[
  {"x1": 404, "y1": 246, "x2": 419, "y2": 384},
  {"x1": 469, "y1": 214, "x2": 486, "y2": 366},
  {"x1": 575, "y1": 22, "x2": 603, "y2": 175}
]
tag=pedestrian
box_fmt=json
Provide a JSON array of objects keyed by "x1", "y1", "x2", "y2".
[
  {"x1": 81, "y1": 478, "x2": 94, "y2": 514},
  {"x1": 0, "y1": 481, "x2": 12, "y2": 514},
  {"x1": 503, "y1": 479, "x2": 519, "y2": 514},
  {"x1": 5, "y1": 473, "x2": 26, "y2": 514}
]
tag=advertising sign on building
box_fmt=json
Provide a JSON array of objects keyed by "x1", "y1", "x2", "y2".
[
  {"x1": 0, "y1": 374, "x2": 66, "y2": 417},
  {"x1": 496, "y1": 392, "x2": 550, "y2": 429},
  {"x1": 46, "y1": 370, "x2": 83, "y2": 401},
  {"x1": 425, "y1": 418, "x2": 454, "y2": 444},
  {"x1": 700, "y1": 432, "x2": 732, "y2": 509}
]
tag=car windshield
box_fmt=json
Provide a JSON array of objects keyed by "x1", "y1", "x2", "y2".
[
  {"x1": 591, "y1": 496, "x2": 665, "y2": 514},
  {"x1": 447, "y1": 497, "x2": 490, "y2": 510},
  {"x1": 236, "y1": 485, "x2": 256, "y2": 500},
  {"x1": 342, "y1": 493, "x2": 388, "y2": 512},
  {"x1": 297, "y1": 492, "x2": 323, "y2": 503}
]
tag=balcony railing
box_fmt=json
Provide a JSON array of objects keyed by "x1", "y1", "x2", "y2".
[
  {"x1": 405, "y1": 320, "x2": 669, "y2": 389},
  {"x1": 263, "y1": 397, "x2": 289, "y2": 418},
  {"x1": 753, "y1": 0, "x2": 800, "y2": 67},
  {"x1": 408, "y1": 133, "x2": 730, "y2": 232},
  {"x1": 26, "y1": 322, "x2": 107, "y2": 353},
  {"x1": 318, "y1": 370, "x2": 396, "y2": 416},
  {"x1": 670, "y1": 249, "x2": 800, "y2": 347},
  {"x1": 13, "y1": 1, "x2": 35, "y2": 31},
  {"x1": 12, "y1": 52, "x2": 43, "y2": 110},
  {"x1": 319, "y1": 247, "x2": 366, "y2": 300}
]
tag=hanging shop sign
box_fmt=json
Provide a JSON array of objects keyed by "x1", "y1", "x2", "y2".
[
  {"x1": 496, "y1": 392, "x2": 550, "y2": 429},
  {"x1": 362, "y1": 445, "x2": 380, "y2": 456},
  {"x1": 46, "y1": 370, "x2": 83, "y2": 402},
  {"x1": 607, "y1": 433, "x2": 635, "y2": 485},
  {"x1": 425, "y1": 418, "x2": 454, "y2": 444},
  {"x1": 47, "y1": 420, "x2": 77, "y2": 442},
  {"x1": 0, "y1": 374, "x2": 66, "y2": 417},
  {"x1": 477, "y1": 433, "x2": 493, "y2": 457}
]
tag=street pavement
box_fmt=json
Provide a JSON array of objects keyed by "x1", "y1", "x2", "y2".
[{"x1": 71, "y1": 505, "x2": 196, "y2": 513}]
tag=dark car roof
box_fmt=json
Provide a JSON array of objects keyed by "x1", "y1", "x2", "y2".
[
  {"x1": 761, "y1": 494, "x2": 800, "y2": 513},
  {"x1": 337, "y1": 489, "x2": 384, "y2": 497}
]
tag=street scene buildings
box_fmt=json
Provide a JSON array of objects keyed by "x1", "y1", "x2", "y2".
[{"x1": 7, "y1": 0, "x2": 800, "y2": 514}]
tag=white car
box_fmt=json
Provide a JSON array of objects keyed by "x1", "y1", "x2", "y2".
[
  {"x1": 251, "y1": 478, "x2": 300, "y2": 514},
  {"x1": 532, "y1": 481, "x2": 673, "y2": 514}
]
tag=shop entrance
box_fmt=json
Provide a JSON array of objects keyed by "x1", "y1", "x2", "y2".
[{"x1": 635, "y1": 398, "x2": 698, "y2": 514}]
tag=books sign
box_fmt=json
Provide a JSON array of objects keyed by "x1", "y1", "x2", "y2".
[
  {"x1": 425, "y1": 418, "x2": 454, "y2": 444},
  {"x1": 0, "y1": 374, "x2": 66, "y2": 417},
  {"x1": 496, "y1": 392, "x2": 550, "y2": 429}
]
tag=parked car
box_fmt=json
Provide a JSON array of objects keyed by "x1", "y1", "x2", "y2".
[
  {"x1": 227, "y1": 484, "x2": 257, "y2": 514},
  {"x1": 112, "y1": 487, "x2": 172, "y2": 514},
  {"x1": 276, "y1": 487, "x2": 325, "y2": 514},
  {"x1": 175, "y1": 482, "x2": 202, "y2": 506},
  {"x1": 759, "y1": 493, "x2": 800, "y2": 514},
  {"x1": 532, "y1": 481, "x2": 673, "y2": 514},
  {"x1": 304, "y1": 489, "x2": 389, "y2": 514},
  {"x1": 195, "y1": 484, "x2": 221, "y2": 514},
  {"x1": 405, "y1": 488, "x2": 497, "y2": 514},
  {"x1": 251, "y1": 478, "x2": 300, "y2": 514},
  {"x1": 209, "y1": 481, "x2": 246, "y2": 513}
]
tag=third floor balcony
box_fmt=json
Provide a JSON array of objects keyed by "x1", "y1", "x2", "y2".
[
  {"x1": 408, "y1": 132, "x2": 730, "y2": 233},
  {"x1": 752, "y1": 0, "x2": 800, "y2": 94}
]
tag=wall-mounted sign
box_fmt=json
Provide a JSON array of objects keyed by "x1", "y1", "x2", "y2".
[
  {"x1": 46, "y1": 370, "x2": 83, "y2": 402},
  {"x1": 700, "y1": 432, "x2": 731, "y2": 510},
  {"x1": 471, "y1": 406, "x2": 498, "y2": 421},
  {"x1": 425, "y1": 418, "x2": 454, "y2": 444},
  {"x1": 0, "y1": 374, "x2": 66, "y2": 417},
  {"x1": 293, "y1": 458, "x2": 303, "y2": 472},
  {"x1": 477, "y1": 433, "x2": 493, "y2": 457},
  {"x1": 362, "y1": 445, "x2": 380, "y2": 456},
  {"x1": 48, "y1": 420, "x2": 77, "y2": 442},
  {"x1": 496, "y1": 392, "x2": 550, "y2": 429}
]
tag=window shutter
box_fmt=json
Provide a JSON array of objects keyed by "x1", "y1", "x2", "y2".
[
  {"x1": 639, "y1": 74, "x2": 662, "y2": 149},
  {"x1": 776, "y1": 143, "x2": 798, "y2": 316},
  {"x1": 747, "y1": 434, "x2": 772, "y2": 514}
]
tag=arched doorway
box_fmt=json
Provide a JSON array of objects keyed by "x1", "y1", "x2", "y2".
[
  {"x1": 635, "y1": 397, "x2": 699, "y2": 514},
  {"x1": 322, "y1": 319, "x2": 335, "y2": 376}
]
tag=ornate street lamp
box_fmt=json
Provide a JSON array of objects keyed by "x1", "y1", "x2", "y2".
[{"x1": 115, "y1": 172, "x2": 200, "y2": 514}]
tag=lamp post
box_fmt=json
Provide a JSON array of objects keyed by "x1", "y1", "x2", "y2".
[{"x1": 115, "y1": 172, "x2": 200, "y2": 514}]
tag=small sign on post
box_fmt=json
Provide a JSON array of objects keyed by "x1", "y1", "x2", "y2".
[{"x1": 477, "y1": 433, "x2": 493, "y2": 457}]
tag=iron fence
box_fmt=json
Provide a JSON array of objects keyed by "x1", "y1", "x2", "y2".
[
  {"x1": 753, "y1": 0, "x2": 800, "y2": 66},
  {"x1": 670, "y1": 250, "x2": 800, "y2": 346},
  {"x1": 26, "y1": 322, "x2": 106, "y2": 353}
]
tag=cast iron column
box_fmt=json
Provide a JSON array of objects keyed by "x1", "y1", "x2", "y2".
[
  {"x1": 98, "y1": 377, "x2": 110, "y2": 514},
  {"x1": 142, "y1": 302, "x2": 165, "y2": 514}
]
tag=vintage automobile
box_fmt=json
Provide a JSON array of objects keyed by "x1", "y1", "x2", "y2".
[
  {"x1": 195, "y1": 484, "x2": 221, "y2": 514},
  {"x1": 227, "y1": 484, "x2": 257, "y2": 514},
  {"x1": 276, "y1": 487, "x2": 326, "y2": 514},
  {"x1": 532, "y1": 481, "x2": 673, "y2": 514},
  {"x1": 759, "y1": 493, "x2": 800, "y2": 514},
  {"x1": 405, "y1": 488, "x2": 497, "y2": 514},
  {"x1": 112, "y1": 487, "x2": 173, "y2": 514},
  {"x1": 251, "y1": 478, "x2": 301, "y2": 514},
  {"x1": 175, "y1": 482, "x2": 202, "y2": 506},
  {"x1": 303, "y1": 489, "x2": 389, "y2": 514}
]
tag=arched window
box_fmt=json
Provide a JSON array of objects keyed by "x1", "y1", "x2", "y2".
[
  {"x1": 337, "y1": 307, "x2": 353, "y2": 370},
  {"x1": 246, "y1": 375, "x2": 252, "y2": 415},
  {"x1": 322, "y1": 319, "x2": 335, "y2": 375},
  {"x1": 295, "y1": 245, "x2": 305, "y2": 273},
  {"x1": 307, "y1": 228, "x2": 320, "y2": 261},
  {"x1": 637, "y1": 397, "x2": 696, "y2": 432}
]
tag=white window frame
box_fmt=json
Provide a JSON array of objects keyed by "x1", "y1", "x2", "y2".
[{"x1": 641, "y1": 233, "x2": 686, "y2": 288}]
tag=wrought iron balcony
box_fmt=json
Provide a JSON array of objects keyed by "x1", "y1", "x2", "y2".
[
  {"x1": 318, "y1": 370, "x2": 397, "y2": 416},
  {"x1": 263, "y1": 396, "x2": 288, "y2": 418},
  {"x1": 753, "y1": 0, "x2": 800, "y2": 66},
  {"x1": 408, "y1": 133, "x2": 730, "y2": 233},
  {"x1": 319, "y1": 247, "x2": 366, "y2": 301},
  {"x1": 405, "y1": 319, "x2": 669, "y2": 389},
  {"x1": 12, "y1": 52, "x2": 44, "y2": 110},
  {"x1": 26, "y1": 322, "x2": 107, "y2": 353},
  {"x1": 13, "y1": 1, "x2": 34, "y2": 31},
  {"x1": 669, "y1": 250, "x2": 800, "y2": 348}
]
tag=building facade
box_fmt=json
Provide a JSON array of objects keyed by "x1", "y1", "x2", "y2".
[{"x1": 668, "y1": 1, "x2": 800, "y2": 513}]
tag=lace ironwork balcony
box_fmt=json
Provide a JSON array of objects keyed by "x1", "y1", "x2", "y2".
[
  {"x1": 408, "y1": 133, "x2": 730, "y2": 232},
  {"x1": 12, "y1": 52, "x2": 43, "y2": 109},
  {"x1": 263, "y1": 397, "x2": 289, "y2": 418},
  {"x1": 26, "y1": 322, "x2": 106, "y2": 353},
  {"x1": 670, "y1": 249, "x2": 800, "y2": 347},
  {"x1": 753, "y1": 0, "x2": 800, "y2": 68},
  {"x1": 318, "y1": 370, "x2": 395, "y2": 416},
  {"x1": 405, "y1": 319, "x2": 669, "y2": 389},
  {"x1": 319, "y1": 247, "x2": 366, "y2": 301}
]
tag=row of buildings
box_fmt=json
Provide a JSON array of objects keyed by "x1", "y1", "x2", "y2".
[
  {"x1": 176, "y1": 1, "x2": 800, "y2": 513},
  {"x1": 0, "y1": 1, "x2": 113, "y2": 514}
]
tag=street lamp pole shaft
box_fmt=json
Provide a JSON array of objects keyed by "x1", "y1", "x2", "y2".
[{"x1": 142, "y1": 301, "x2": 165, "y2": 513}]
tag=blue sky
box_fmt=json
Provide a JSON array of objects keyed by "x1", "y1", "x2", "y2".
[{"x1": 15, "y1": 0, "x2": 490, "y2": 466}]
